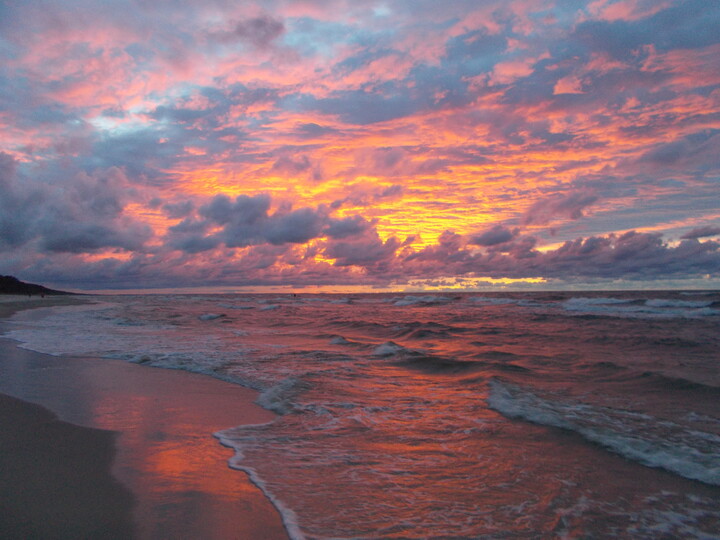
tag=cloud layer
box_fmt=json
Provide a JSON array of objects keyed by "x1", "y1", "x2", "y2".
[{"x1": 1, "y1": 1, "x2": 719, "y2": 290}]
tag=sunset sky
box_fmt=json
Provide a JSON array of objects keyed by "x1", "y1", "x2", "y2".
[{"x1": 1, "y1": 0, "x2": 719, "y2": 291}]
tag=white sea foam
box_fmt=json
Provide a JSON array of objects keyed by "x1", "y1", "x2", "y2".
[
  {"x1": 256, "y1": 378, "x2": 307, "y2": 415},
  {"x1": 218, "y1": 303, "x2": 255, "y2": 310},
  {"x1": 562, "y1": 297, "x2": 719, "y2": 318},
  {"x1": 199, "y1": 313, "x2": 226, "y2": 320},
  {"x1": 372, "y1": 341, "x2": 406, "y2": 356},
  {"x1": 487, "y1": 379, "x2": 720, "y2": 485},
  {"x1": 645, "y1": 299, "x2": 713, "y2": 308},
  {"x1": 564, "y1": 297, "x2": 635, "y2": 307},
  {"x1": 469, "y1": 296, "x2": 518, "y2": 305},
  {"x1": 214, "y1": 430, "x2": 306, "y2": 540},
  {"x1": 393, "y1": 295, "x2": 453, "y2": 306}
]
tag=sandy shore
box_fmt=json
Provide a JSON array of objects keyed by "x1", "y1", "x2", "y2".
[
  {"x1": 0, "y1": 294, "x2": 90, "y2": 319},
  {"x1": 0, "y1": 297, "x2": 288, "y2": 539}
]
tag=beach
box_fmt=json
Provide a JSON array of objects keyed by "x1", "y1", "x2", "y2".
[{"x1": 0, "y1": 296, "x2": 288, "y2": 540}]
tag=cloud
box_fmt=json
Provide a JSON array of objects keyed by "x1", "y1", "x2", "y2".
[
  {"x1": 40, "y1": 222, "x2": 149, "y2": 253},
  {"x1": 325, "y1": 229, "x2": 400, "y2": 268},
  {"x1": 681, "y1": 226, "x2": 720, "y2": 240},
  {"x1": 264, "y1": 207, "x2": 325, "y2": 245},
  {"x1": 324, "y1": 215, "x2": 373, "y2": 239},
  {"x1": 522, "y1": 191, "x2": 598, "y2": 226},
  {"x1": 163, "y1": 200, "x2": 195, "y2": 219},
  {"x1": 471, "y1": 224, "x2": 518, "y2": 246},
  {"x1": 271, "y1": 155, "x2": 313, "y2": 175},
  {"x1": 0, "y1": 155, "x2": 153, "y2": 254},
  {"x1": 211, "y1": 15, "x2": 285, "y2": 50},
  {"x1": 2, "y1": 1, "x2": 719, "y2": 289},
  {"x1": 169, "y1": 194, "x2": 329, "y2": 251},
  {"x1": 405, "y1": 230, "x2": 720, "y2": 281}
]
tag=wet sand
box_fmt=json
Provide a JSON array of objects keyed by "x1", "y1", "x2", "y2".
[
  {"x1": 0, "y1": 294, "x2": 89, "y2": 319},
  {"x1": 0, "y1": 297, "x2": 288, "y2": 539},
  {"x1": 0, "y1": 393, "x2": 135, "y2": 539}
]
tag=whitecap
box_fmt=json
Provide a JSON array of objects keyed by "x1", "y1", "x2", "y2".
[
  {"x1": 372, "y1": 341, "x2": 406, "y2": 356},
  {"x1": 198, "y1": 313, "x2": 226, "y2": 321},
  {"x1": 487, "y1": 379, "x2": 720, "y2": 486},
  {"x1": 394, "y1": 295, "x2": 453, "y2": 307}
]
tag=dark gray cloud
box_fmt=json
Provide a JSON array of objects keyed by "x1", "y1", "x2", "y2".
[
  {"x1": 163, "y1": 200, "x2": 195, "y2": 219},
  {"x1": 291, "y1": 122, "x2": 339, "y2": 139},
  {"x1": 169, "y1": 194, "x2": 328, "y2": 251},
  {"x1": 471, "y1": 224, "x2": 518, "y2": 246},
  {"x1": 522, "y1": 190, "x2": 598, "y2": 226},
  {"x1": 0, "y1": 153, "x2": 37, "y2": 249},
  {"x1": 264, "y1": 207, "x2": 325, "y2": 245},
  {"x1": 405, "y1": 231, "x2": 720, "y2": 281},
  {"x1": 211, "y1": 15, "x2": 285, "y2": 49},
  {"x1": 271, "y1": 155, "x2": 313, "y2": 175},
  {"x1": 442, "y1": 28, "x2": 507, "y2": 76},
  {"x1": 325, "y1": 232, "x2": 400, "y2": 267},
  {"x1": 681, "y1": 226, "x2": 720, "y2": 240},
  {"x1": 297, "y1": 88, "x2": 419, "y2": 125},
  {"x1": 572, "y1": 0, "x2": 720, "y2": 61},
  {"x1": 324, "y1": 215, "x2": 373, "y2": 239},
  {"x1": 40, "y1": 222, "x2": 150, "y2": 253},
  {"x1": 0, "y1": 155, "x2": 153, "y2": 255}
]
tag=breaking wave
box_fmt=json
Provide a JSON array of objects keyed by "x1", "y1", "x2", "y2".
[{"x1": 487, "y1": 379, "x2": 720, "y2": 485}]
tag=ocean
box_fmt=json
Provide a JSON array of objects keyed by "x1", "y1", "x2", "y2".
[{"x1": 4, "y1": 291, "x2": 720, "y2": 539}]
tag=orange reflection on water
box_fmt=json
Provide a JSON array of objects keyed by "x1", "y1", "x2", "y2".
[{"x1": 79, "y1": 359, "x2": 287, "y2": 540}]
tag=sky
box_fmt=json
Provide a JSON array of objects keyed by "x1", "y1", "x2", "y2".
[{"x1": 1, "y1": 0, "x2": 719, "y2": 292}]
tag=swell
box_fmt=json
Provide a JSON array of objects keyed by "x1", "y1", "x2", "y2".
[
  {"x1": 577, "y1": 361, "x2": 720, "y2": 394},
  {"x1": 487, "y1": 379, "x2": 720, "y2": 486}
]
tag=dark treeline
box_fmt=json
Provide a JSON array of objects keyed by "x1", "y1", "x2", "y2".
[{"x1": 0, "y1": 275, "x2": 70, "y2": 296}]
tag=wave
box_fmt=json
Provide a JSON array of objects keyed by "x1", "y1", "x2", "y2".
[
  {"x1": 562, "y1": 297, "x2": 720, "y2": 319},
  {"x1": 393, "y1": 295, "x2": 454, "y2": 307},
  {"x1": 372, "y1": 341, "x2": 408, "y2": 357},
  {"x1": 404, "y1": 328, "x2": 451, "y2": 340},
  {"x1": 565, "y1": 297, "x2": 636, "y2": 307},
  {"x1": 198, "y1": 313, "x2": 226, "y2": 321},
  {"x1": 469, "y1": 297, "x2": 519, "y2": 305},
  {"x1": 487, "y1": 379, "x2": 720, "y2": 486},
  {"x1": 476, "y1": 350, "x2": 521, "y2": 361},
  {"x1": 636, "y1": 371, "x2": 720, "y2": 394},
  {"x1": 392, "y1": 353, "x2": 479, "y2": 373},
  {"x1": 215, "y1": 430, "x2": 305, "y2": 540},
  {"x1": 256, "y1": 377, "x2": 310, "y2": 415},
  {"x1": 487, "y1": 362, "x2": 531, "y2": 373},
  {"x1": 645, "y1": 299, "x2": 713, "y2": 308},
  {"x1": 388, "y1": 321, "x2": 463, "y2": 340}
]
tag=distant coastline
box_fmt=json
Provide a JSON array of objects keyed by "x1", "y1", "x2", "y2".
[{"x1": 0, "y1": 275, "x2": 73, "y2": 296}]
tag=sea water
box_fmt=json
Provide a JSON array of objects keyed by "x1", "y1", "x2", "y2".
[{"x1": 4, "y1": 292, "x2": 720, "y2": 538}]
